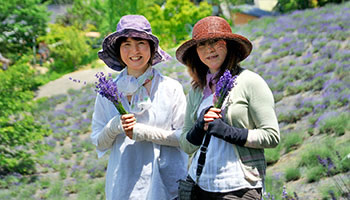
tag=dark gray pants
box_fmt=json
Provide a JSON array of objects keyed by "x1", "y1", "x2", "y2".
[{"x1": 194, "y1": 186, "x2": 262, "y2": 200}]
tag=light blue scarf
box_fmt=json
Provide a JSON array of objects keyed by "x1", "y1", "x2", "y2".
[{"x1": 116, "y1": 67, "x2": 154, "y2": 114}]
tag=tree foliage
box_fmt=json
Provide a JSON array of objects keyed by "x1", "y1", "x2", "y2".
[
  {"x1": 59, "y1": 0, "x2": 212, "y2": 50},
  {"x1": 275, "y1": 0, "x2": 344, "y2": 13},
  {"x1": 145, "y1": 0, "x2": 212, "y2": 49},
  {"x1": 38, "y1": 24, "x2": 94, "y2": 72},
  {"x1": 0, "y1": 0, "x2": 50, "y2": 59},
  {"x1": 59, "y1": 0, "x2": 154, "y2": 36},
  {"x1": 0, "y1": 57, "x2": 50, "y2": 175}
]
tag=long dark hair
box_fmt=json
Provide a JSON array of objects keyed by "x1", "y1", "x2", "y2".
[
  {"x1": 112, "y1": 37, "x2": 156, "y2": 68},
  {"x1": 183, "y1": 40, "x2": 243, "y2": 90}
]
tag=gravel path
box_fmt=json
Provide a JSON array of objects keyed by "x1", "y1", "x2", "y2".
[{"x1": 34, "y1": 64, "x2": 116, "y2": 100}]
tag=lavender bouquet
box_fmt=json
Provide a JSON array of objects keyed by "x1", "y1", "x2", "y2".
[
  {"x1": 213, "y1": 69, "x2": 238, "y2": 109},
  {"x1": 94, "y1": 72, "x2": 128, "y2": 115}
]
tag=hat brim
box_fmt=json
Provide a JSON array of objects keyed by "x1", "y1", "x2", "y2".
[
  {"x1": 176, "y1": 32, "x2": 252, "y2": 65},
  {"x1": 98, "y1": 29, "x2": 171, "y2": 71}
]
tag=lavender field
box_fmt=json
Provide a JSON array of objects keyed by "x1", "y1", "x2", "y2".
[{"x1": 0, "y1": 2, "x2": 349, "y2": 200}]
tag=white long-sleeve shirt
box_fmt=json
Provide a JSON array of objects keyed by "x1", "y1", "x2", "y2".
[{"x1": 91, "y1": 68, "x2": 188, "y2": 200}]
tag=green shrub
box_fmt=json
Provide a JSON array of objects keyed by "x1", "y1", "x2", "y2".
[
  {"x1": 262, "y1": 54, "x2": 279, "y2": 63},
  {"x1": 0, "y1": 115, "x2": 51, "y2": 175},
  {"x1": 0, "y1": 60, "x2": 52, "y2": 175},
  {"x1": 295, "y1": 107, "x2": 313, "y2": 119},
  {"x1": 278, "y1": 112, "x2": 299, "y2": 124},
  {"x1": 285, "y1": 167, "x2": 301, "y2": 182},
  {"x1": 38, "y1": 24, "x2": 94, "y2": 73},
  {"x1": 283, "y1": 132, "x2": 303, "y2": 153},
  {"x1": 319, "y1": 184, "x2": 341, "y2": 200},
  {"x1": 284, "y1": 85, "x2": 303, "y2": 96},
  {"x1": 308, "y1": 113, "x2": 321, "y2": 126},
  {"x1": 264, "y1": 173, "x2": 284, "y2": 198},
  {"x1": 76, "y1": 178, "x2": 105, "y2": 199},
  {"x1": 17, "y1": 184, "x2": 37, "y2": 199},
  {"x1": 274, "y1": 92, "x2": 284, "y2": 103},
  {"x1": 297, "y1": 138, "x2": 350, "y2": 182},
  {"x1": 319, "y1": 113, "x2": 349, "y2": 136},
  {"x1": 265, "y1": 145, "x2": 281, "y2": 165},
  {"x1": 46, "y1": 180, "x2": 65, "y2": 199},
  {"x1": 275, "y1": 0, "x2": 343, "y2": 13},
  {"x1": 334, "y1": 146, "x2": 350, "y2": 173},
  {"x1": 299, "y1": 140, "x2": 334, "y2": 167},
  {"x1": 0, "y1": 61, "x2": 38, "y2": 116},
  {"x1": 0, "y1": 0, "x2": 50, "y2": 57},
  {"x1": 145, "y1": 0, "x2": 212, "y2": 49},
  {"x1": 305, "y1": 76, "x2": 326, "y2": 91},
  {"x1": 306, "y1": 165, "x2": 325, "y2": 182}
]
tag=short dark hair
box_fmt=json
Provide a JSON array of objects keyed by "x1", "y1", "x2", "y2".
[
  {"x1": 113, "y1": 37, "x2": 156, "y2": 68},
  {"x1": 183, "y1": 40, "x2": 242, "y2": 90}
]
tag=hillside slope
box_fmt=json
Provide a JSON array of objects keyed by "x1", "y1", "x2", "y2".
[
  {"x1": 0, "y1": 2, "x2": 349, "y2": 200},
  {"x1": 233, "y1": 2, "x2": 350, "y2": 199}
]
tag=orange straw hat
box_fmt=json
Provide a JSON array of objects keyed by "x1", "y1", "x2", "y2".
[{"x1": 176, "y1": 16, "x2": 252, "y2": 65}]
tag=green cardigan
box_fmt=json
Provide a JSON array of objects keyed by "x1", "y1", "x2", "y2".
[{"x1": 179, "y1": 69, "x2": 280, "y2": 182}]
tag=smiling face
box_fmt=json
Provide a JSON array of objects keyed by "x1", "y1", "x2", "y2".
[
  {"x1": 120, "y1": 37, "x2": 151, "y2": 77},
  {"x1": 196, "y1": 39, "x2": 227, "y2": 73}
]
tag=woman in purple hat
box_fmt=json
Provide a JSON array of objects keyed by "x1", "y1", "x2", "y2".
[
  {"x1": 91, "y1": 15, "x2": 188, "y2": 200},
  {"x1": 176, "y1": 16, "x2": 280, "y2": 199}
]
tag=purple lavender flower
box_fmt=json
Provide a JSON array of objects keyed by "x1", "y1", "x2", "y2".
[
  {"x1": 317, "y1": 155, "x2": 327, "y2": 168},
  {"x1": 95, "y1": 72, "x2": 127, "y2": 115},
  {"x1": 326, "y1": 157, "x2": 336, "y2": 171},
  {"x1": 282, "y1": 186, "x2": 288, "y2": 199},
  {"x1": 214, "y1": 70, "x2": 238, "y2": 108}
]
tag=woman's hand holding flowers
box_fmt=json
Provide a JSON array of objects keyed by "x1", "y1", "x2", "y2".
[
  {"x1": 121, "y1": 114, "x2": 137, "y2": 139},
  {"x1": 203, "y1": 107, "x2": 222, "y2": 131},
  {"x1": 203, "y1": 107, "x2": 248, "y2": 147},
  {"x1": 186, "y1": 106, "x2": 212, "y2": 146}
]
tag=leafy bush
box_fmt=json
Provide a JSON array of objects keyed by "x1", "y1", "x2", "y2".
[
  {"x1": 62, "y1": 0, "x2": 153, "y2": 35},
  {"x1": 38, "y1": 24, "x2": 95, "y2": 73},
  {"x1": 299, "y1": 139, "x2": 335, "y2": 167},
  {"x1": 265, "y1": 145, "x2": 281, "y2": 165},
  {"x1": 60, "y1": 0, "x2": 212, "y2": 49},
  {"x1": 285, "y1": 167, "x2": 301, "y2": 182},
  {"x1": 0, "y1": 60, "x2": 51, "y2": 175},
  {"x1": 0, "y1": 62, "x2": 37, "y2": 116},
  {"x1": 0, "y1": 0, "x2": 49, "y2": 58},
  {"x1": 0, "y1": 114, "x2": 51, "y2": 175},
  {"x1": 298, "y1": 138, "x2": 350, "y2": 183},
  {"x1": 306, "y1": 165, "x2": 325, "y2": 182},
  {"x1": 144, "y1": 0, "x2": 212, "y2": 49},
  {"x1": 319, "y1": 184, "x2": 341, "y2": 200},
  {"x1": 275, "y1": 0, "x2": 344, "y2": 13},
  {"x1": 278, "y1": 112, "x2": 299, "y2": 124},
  {"x1": 319, "y1": 112, "x2": 349, "y2": 136},
  {"x1": 283, "y1": 131, "x2": 303, "y2": 153},
  {"x1": 264, "y1": 173, "x2": 284, "y2": 198}
]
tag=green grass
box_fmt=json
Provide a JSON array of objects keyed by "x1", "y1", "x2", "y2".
[
  {"x1": 319, "y1": 113, "x2": 350, "y2": 136},
  {"x1": 264, "y1": 173, "x2": 284, "y2": 199},
  {"x1": 285, "y1": 167, "x2": 301, "y2": 182},
  {"x1": 265, "y1": 144, "x2": 282, "y2": 165},
  {"x1": 283, "y1": 131, "x2": 303, "y2": 153},
  {"x1": 306, "y1": 166, "x2": 325, "y2": 183},
  {"x1": 45, "y1": 180, "x2": 65, "y2": 199},
  {"x1": 299, "y1": 139, "x2": 335, "y2": 167}
]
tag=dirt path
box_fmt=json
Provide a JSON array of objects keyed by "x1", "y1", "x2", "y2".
[{"x1": 34, "y1": 64, "x2": 116, "y2": 100}]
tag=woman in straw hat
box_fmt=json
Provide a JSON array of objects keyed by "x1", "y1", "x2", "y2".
[
  {"x1": 176, "y1": 16, "x2": 280, "y2": 199},
  {"x1": 91, "y1": 15, "x2": 188, "y2": 200}
]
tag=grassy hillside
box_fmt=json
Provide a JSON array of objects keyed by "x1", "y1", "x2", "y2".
[{"x1": 0, "y1": 2, "x2": 349, "y2": 200}]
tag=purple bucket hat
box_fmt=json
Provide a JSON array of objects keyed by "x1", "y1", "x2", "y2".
[{"x1": 98, "y1": 15, "x2": 171, "y2": 71}]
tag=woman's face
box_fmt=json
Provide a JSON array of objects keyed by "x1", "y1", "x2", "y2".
[
  {"x1": 120, "y1": 37, "x2": 151, "y2": 76},
  {"x1": 196, "y1": 39, "x2": 227, "y2": 73}
]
